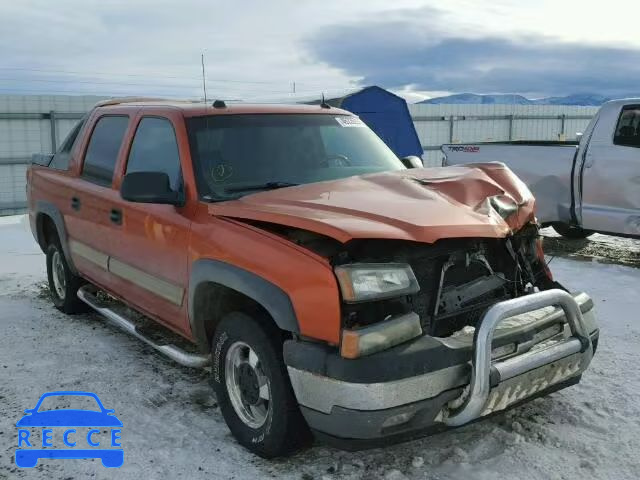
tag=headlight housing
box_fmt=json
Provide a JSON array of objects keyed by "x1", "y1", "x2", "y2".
[{"x1": 334, "y1": 263, "x2": 420, "y2": 303}]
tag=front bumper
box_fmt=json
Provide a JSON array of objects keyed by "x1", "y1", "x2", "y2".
[{"x1": 285, "y1": 290, "x2": 598, "y2": 447}]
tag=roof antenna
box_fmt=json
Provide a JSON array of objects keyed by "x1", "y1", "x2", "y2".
[
  {"x1": 201, "y1": 52, "x2": 208, "y2": 104},
  {"x1": 320, "y1": 92, "x2": 330, "y2": 109}
]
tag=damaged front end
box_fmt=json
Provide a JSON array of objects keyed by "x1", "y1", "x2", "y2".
[
  {"x1": 283, "y1": 224, "x2": 599, "y2": 446},
  {"x1": 211, "y1": 163, "x2": 598, "y2": 445},
  {"x1": 335, "y1": 224, "x2": 557, "y2": 352}
]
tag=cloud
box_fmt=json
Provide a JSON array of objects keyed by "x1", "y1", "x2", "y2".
[
  {"x1": 0, "y1": 0, "x2": 364, "y2": 98},
  {"x1": 2, "y1": 1, "x2": 639, "y2": 99},
  {"x1": 306, "y1": 8, "x2": 640, "y2": 97}
]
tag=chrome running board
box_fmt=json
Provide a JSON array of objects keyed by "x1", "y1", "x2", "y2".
[{"x1": 77, "y1": 285, "x2": 210, "y2": 369}]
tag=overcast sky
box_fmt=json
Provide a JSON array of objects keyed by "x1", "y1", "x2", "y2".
[{"x1": 1, "y1": 0, "x2": 639, "y2": 102}]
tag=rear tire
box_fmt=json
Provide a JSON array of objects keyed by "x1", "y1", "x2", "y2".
[
  {"x1": 210, "y1": 312, "x2": 311, "y2": 458},
  {"x1": 46, "y1": 242, "x2": 88, "y2": 314},
  {"x1": 551, "y1": 223, "x2": 594, "y2": 239}
]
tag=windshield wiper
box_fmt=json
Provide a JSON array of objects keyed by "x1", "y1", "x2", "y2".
[{"x1": 224, "y1": 181, "x2": 299, "y2": 194}]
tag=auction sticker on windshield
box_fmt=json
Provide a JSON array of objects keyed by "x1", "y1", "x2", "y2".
[
  {"x1": 335, "y1": 116, "x2": 365, "y2": 127},
  {"x1": 15, "y1": 391, "x2": 123, "y2": 468}
]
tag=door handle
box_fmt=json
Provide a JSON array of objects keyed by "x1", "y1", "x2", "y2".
[
  {"x1": 110, "y1": 208, "x2": 122, "y2": 225},
  {"x1": 584, "y1": 152, "x2": 595, "y2": 168},
  {"x1": 71, "y1": 196, "x2": 81, "y2": 210}
]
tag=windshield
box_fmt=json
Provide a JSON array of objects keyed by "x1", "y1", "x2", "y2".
[{"x1": 186, "y1": 114, "x2": 405, "y2": 199}]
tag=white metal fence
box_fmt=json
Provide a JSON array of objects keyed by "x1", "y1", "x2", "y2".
[
  {"x1": 0, "y1": 95, "x2": 601, "y2": 215},
  {"x1": 409, "y1": 104, "x2": 599, "y2": 166}
]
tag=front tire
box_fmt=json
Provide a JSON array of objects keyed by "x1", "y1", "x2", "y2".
[
  {"x1": 211, "y1": 312, "x2": 310, "y2": 457},
  {"x1": 46, "y1": 242, "x2": 87, "y2": 314},
  {"x1": 552, "y1": 223, "x2": 594, "y2": 239}
]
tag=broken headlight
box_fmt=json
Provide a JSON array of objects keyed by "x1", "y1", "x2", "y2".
[{"x1": 334, "y1": 263, "x2": 420, "y2": 303}]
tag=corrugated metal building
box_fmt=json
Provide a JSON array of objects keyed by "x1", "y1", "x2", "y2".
[{"x1": 0, "y1": 95, "x2": 106, "y2": 215}]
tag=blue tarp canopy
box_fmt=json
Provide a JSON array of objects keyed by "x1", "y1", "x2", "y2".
[{"x1": 316, "y1": 86, "x2": 423, "y2": 159}]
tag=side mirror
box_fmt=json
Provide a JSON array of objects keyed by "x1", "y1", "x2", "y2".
[
  {"x1": 121, "y1": 172, "x2": 184, "y2": 206},
  {"x1": 400, "y1": 156, "x2": 423, "y2": 169}
]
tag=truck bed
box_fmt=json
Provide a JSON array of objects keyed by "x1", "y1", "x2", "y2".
[{"x1": 442, "y1": 143, "x2": 578, "y2": 225}]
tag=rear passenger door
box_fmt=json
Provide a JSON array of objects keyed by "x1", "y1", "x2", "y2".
[
  {"x1": 65, "y1": 114, "x2": 131, "y2": 289},
  {"x1": 110, "y1": 115, "x2": 192, "y2": 334}
]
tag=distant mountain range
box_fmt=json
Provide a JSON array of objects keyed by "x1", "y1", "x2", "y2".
[{"x1": 418, "y1": 93, "x2": 631, "y2": 106}]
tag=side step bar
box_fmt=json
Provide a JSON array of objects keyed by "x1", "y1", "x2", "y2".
[
  {"x1": 77, "y1": 286, "x2": 210, "y2": 369},
  {"x1": 444, "y1": 289, "x2": 593, "y2": 427}
]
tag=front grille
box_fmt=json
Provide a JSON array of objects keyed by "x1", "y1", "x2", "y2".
[{"x1": 403, "y1": 240, "x2": 514, "y2": 336}]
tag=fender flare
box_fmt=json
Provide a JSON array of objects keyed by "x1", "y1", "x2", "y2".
[
  {"x1": 188, "y1": 259, "x2": 299, "y2": 351},
  {"x1": 34, "y1": 201, "x2": 78, "y2": 274}
]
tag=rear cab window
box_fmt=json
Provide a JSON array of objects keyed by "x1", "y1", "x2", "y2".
[
  {"x1": 81, "y1": 115, "x2": 130, "y2": 186},
  {"x1": 613, "y1": 105, "x2": 640, "y2": 148},
  {"x1": 49, "y1": 117, "x2": 86, "y2": 170},
  {"x1": 125, "y1": 117, "x2": 182, "y2": 191}
]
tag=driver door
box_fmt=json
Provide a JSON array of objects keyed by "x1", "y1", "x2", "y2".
[{"x1": 109, "y1": 113, "x2": 192, "y2": 335}]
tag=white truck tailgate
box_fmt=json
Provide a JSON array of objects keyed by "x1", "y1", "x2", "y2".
[{"x1": 442, "y1": 144, "x2": 578, "y2": 224}]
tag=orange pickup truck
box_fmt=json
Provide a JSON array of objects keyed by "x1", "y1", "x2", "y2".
[{"x1": 27, "y1": 98, "x2": 599, "y2": 457}]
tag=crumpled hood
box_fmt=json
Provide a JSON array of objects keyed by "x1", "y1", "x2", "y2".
[{"x1": 209, "y1": 163, "x2": 536, "y2": 244}]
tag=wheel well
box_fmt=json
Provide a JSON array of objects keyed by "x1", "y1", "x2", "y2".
[
  {"x1": 192, "y1": 282, "x2": 284, "y2": 351},
  {"x1": 36, "y1": 213, "x2": 59, "y2": 250}
]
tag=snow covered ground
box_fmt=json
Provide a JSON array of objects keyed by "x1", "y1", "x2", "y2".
[
  {"x1": 1, "y1": 216, "x2": 639, "y2": 480},
  {"x1": 542, "y1": 227, "x2": 640, "y2": 268}
]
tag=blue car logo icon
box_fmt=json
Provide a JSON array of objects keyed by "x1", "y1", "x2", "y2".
[{"x1": 16, "y1": 391, "x2": 123, "y2": 468}]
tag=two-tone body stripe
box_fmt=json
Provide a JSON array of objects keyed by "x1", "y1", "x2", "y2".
[
  {"x1": 69, "y1": 240, "x2": 184, "y2": 306},
  {"x1": 69, "y1": 240, "x2": 109, "y2": 270}
]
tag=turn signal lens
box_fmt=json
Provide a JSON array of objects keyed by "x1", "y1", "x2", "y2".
[
  {"x1": 340, "y1": 330, "x2": 362, "y2": 359},
  {"x1": 340, "y1": 312, "x2": 422, "y2": 359}
]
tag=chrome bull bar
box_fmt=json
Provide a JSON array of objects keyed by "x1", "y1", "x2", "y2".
[{"x1": 444, "y1": 289, "x2": 593, "y2": 427}]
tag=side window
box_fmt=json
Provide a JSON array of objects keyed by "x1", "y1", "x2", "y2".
[
  {"x1": 81, "y1": 116, "x2": 129, "y2": 186},
  {"x1": 613, "y1": 105, "x2": 640, "y2": 148},
  {"x1": 49, "y1": 118, "x2": 86, "y2": 170},
  {"x1": 126, "y1": 117, "x2": 181, "y2": 190}
]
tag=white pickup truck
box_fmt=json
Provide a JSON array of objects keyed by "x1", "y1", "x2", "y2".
[{"x1": 442, "y1": 99, "x2": 640, "y2": 239}]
